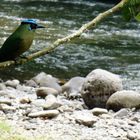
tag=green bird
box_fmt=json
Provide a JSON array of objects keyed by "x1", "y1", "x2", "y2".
[{"x1": 0, "y1": 19, "x2": 45, "y2": 62}]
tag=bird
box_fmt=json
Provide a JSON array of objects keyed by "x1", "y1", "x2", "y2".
[{"x1": 0, "y1": 19, "x2": 45, "y2": 62}]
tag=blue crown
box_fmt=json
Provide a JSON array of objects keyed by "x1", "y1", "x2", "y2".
[{"x1": 21, "y1": 19, "x2": 37, "y2": 25}]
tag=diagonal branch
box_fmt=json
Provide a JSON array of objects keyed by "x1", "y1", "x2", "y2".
[{"x1": 0, "y1": 0, "x2": 128, "y2": 69}]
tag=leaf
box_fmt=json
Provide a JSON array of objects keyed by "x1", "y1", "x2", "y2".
[
  {"x1": 122, "y1": 0, "x2": 140, "y2": 21},
  {"x1": 135, "y1": 12, "x2": 140, "y2": 21}
]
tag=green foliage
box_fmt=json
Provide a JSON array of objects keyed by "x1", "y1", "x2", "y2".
[
  {"x1": 0, "y1": 121, "x2": 11, "y2": 132},
  {"x1": 0, "y1": 120, "x2": 54, "y2": 140},
  {"x1": 122, "y1": 0, "x2": 140, "y2": 21}
]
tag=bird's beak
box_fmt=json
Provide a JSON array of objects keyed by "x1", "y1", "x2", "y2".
[{"x1": 37, "y1": 25, "x2": 45, "y2": 28}]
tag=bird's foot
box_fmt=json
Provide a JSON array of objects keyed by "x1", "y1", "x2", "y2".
[{"x1": 14, "y1": 56, "x2": 28, "y2": 64}]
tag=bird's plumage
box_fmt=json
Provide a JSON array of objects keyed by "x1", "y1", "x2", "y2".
[{"x1": 0, "y1": 19, "x2": 44, "y2": 62}]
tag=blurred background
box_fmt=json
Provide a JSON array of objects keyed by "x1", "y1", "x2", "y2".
[{"x1": 0, "y1": 0, "x2": 140, "y2": 90}]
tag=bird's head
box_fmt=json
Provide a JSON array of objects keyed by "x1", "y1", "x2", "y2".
[{"x1": 21, "y1": 19, "x2": 45, "y2": 31}]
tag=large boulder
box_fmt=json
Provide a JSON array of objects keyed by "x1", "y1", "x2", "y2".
[
  {"x1": 81, "y1": 69, "x2": 123, "y2": 109},
  {"x1": 106, "y1": 90, "x2": 140, "y2": 111}
]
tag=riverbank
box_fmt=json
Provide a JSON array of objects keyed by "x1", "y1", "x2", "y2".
[{"x1": 0, "y1": 69, "x2": 140, "y2": 140}]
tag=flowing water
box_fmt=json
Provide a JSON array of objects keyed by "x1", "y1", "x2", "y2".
[{"x1": 0, "y1": 0, "x2": 140, "y2": 90}]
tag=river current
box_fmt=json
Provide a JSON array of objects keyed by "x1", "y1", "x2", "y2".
[{"x1": 0, "y1": 0, "x2": 140, "y2": 90}]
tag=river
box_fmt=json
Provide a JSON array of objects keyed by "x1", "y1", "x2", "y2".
[{"x1": 0, "y1": 0, "x2": 140, "y2": 90}]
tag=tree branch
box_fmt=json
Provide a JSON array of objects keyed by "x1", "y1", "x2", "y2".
[{"x1": 0, "y1": 0, "x2": 128, "y2": 69}]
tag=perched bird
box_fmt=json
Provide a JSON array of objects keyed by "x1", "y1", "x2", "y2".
[{"x1": 0, "y1": 19, "x2": 45, "y2": 62}]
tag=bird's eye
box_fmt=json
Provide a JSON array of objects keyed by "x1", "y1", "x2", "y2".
[{"x1": 30, "y1": 24, "x2": 37, "y2": 30}]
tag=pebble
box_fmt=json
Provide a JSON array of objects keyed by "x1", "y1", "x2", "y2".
[
  {"x1": 19, "y1": 97, "x2": 31, "y2": 104},
  {"x1": 31, "y1": 99, "x2": 46, "y2": 107},
  {"x1": 43, "y1": 94, "x2": 62, "y2": 110},
  {"x1": 5, "y1": 79, "x2": 20, "y2": 88},
  {"x1": 91, "y1": 108, "x2": 108, "y2": 116},
  {"x1": 126, "y1": 131, "x2": 136, "y2": 140},
  {"x1": 73, "y1": 110, "x2": 98, "y2": 127},
  {"x1": 114, "y1": 108, "x2": 129, "y2": 118},
  {"x1": 0, "y1": 104, "x2": 16, "y2": 112},
  {"x1": 0, "y1": 98, "x2": 12, "y2": 105},
  {"x1": 36, "y1": 87, "x2": 58, "y2": 98},
  {"x1": 25, "y1": 79, "x2": 38, "y2": 87},
  {"x1": 0, "y1": 83, "x2": 6, "y2": 90},
  {"x1": 28, "y1": 110, "x2": 59, "y2": 118},
  {"x1": 0, "y1": 71, "x2": 139, "y2": 140}
]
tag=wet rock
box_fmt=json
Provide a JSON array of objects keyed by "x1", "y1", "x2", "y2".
[
  {"x1": 28, "y1": 110, "x2": 59, "y2": 118},
  {"x1": 81, "y1": 69, "x2": 122, "y2": 109},
  {"x1": 73, "y1": 110, "x2": 98, "y2": 127},
  {"x1": 32, "y1": 72, "x2": 62, "y2": 92},
  {"x1": 36, "y1": 87, "x2": 58, "y2": 98},
  {"x1": 106, "y1": 90, "x2": 140, "y2": 111},
  {"x1": 91, "y1": 108, "x2": 108, "y2": 116},
  {"x1": 114, "y1": 108, "x2": 129, "y2": 118},
  {"x1": 5, "y1": 79, "x2": 20, "y2": 88},
  {"x1": 43, "y1": 94, "x2": 62, "y2": 110},
  {"x1": 62, "y1": 76, "x2": 85, "y2": 99}
]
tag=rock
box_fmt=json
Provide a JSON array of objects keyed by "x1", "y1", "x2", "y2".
[
  {"x1": 24, "y1": 124, "x2": 37, "y2": 130},
  {"x1": 58, "y1": 105, "x2": 74, "y2": 112},
  {"x1": 68, "y1": 92, "x2": 82, "y2": 100},
  {"x1": 126, "y1": 131, "x2": 136, "y2": 140},
  {"x1": 32, "y1": 72, "x2": 62, "y2": 92},
  {"x1": 106, "y1": 90, "x2": 140, "y2": 111},
  {"x1": 16, "y1": 85, "x2": 34, "y2": 93},
  {"x1": 28, "y1": 110, "x2": 59, "y2": 118},
  {"x1": 0, "y1": 83, "x2": 6, "y2": 90},
  {"x1": 0, "y1": 98, "x2": 12, "y2": 105},
  {"x1": 0, "y1": 89, "x2": 17, "y2": 98},
  {"x1": 114, "y1": 108, "x2": 129, "y2": 118},
  {"x1": 127, "y1": 120, "x2": 137, "y2": 126},
  {"x1": 36, "y1": 87, "x2": 58, "y2": 98},
  {"x1": 100, "y1": 113, "x2": 112, "y2": 119},
  {"x1": 62, "y1": 76, "x2": 85, "y2": 99},
  {"x1": 43, "y1": 94, "x2": 62, "y2": 110},
  {"x1": 130, "y1": 116, "x2": 140, "y2": 122},
  {"x1": 81, "y1": 69, "x2": 122, "y2": 109},
  {"x1": 73, "y1": 110, "x2": 98, "y2": 127},
  {"x1": 0, "y1": 104, "x2": 16, "y2": 112},
  {"x1": 19, "y1": 104, "x2": 32, "y2": 109},
  {"x1": 32, "y1": 99, "x2": 46, "y2": 107},
  {"x1": 91, "y1": 108, "x2": 108, "y2": 116},
  {"x1": 25, "y1": 79, "x2": 38, "y2": 87},
  {"x1": 5, "y1": 79, "x2": 20, "y2": 88},
  {"x1": 19, "y1": 97, "x2": 31, "y2": 104}
]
